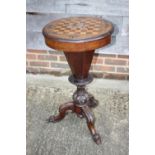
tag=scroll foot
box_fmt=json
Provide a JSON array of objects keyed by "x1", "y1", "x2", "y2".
[{"x1": 48, "y1": 102, "x2": 74, "y2": 123}]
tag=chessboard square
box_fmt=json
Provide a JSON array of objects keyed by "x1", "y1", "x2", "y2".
[
  {"x1": 86, "y1": 29, "x2": 93, "y2": 33},
  {"x1": 80, "y1": 32, "x2": 86, "y2": 35},
  {"x1": 93, "y1": 30, "x2": 98, "y2": 33},
  {"x1": 57, "y1": 23, "x2": 63, "y2": 26},
  {"x1": 75, "y1": 29, "x2": 81, "y2": 33},
  {"x1": 93, "y1": 31, "x2": 100, "y2": 34},
  {"x1": 87, "y1": 25, "x2": 94, "y2": 28},
  {"x1": 93, "y1": 28, "x2": 100, "y2": 31},
  {"x1": 66, "y1": 27, "x2": 71, "y2": 30},
  {"x1": 58, "y1": 25, "x2": 65, "y2": 29},
  {"x1": 54, "y1": 27, "x2": 61, "y2": 31},
  {"x1": 86, "y1": 31, "x2": 93, "y2": 34},
  {"x1": 94, "y1": 24, "x2": 101, "y2": 27},
  {"x1": 59, "y1": 28, "x2": 66, "y2": 31},
  {"x1": 64, "y1": 30, "x2": 71, "y2": 33},
  {"x1": 68, "y1": 31, "x2": 75, "y2": 34},
  {"x1": 53, "y1": 29, "x2": 59, "y2": 32},
  {"x1": 57, "y1": 31, "x2": 64, "y2": 35}
]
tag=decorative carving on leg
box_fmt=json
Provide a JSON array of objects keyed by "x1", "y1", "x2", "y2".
[
  {"x1": 73, "y1": 86, "x2": 89, "y2": 105},
  {"x1": 87, "y1": 93, "x2": 99, "y2": 108},
  {"x1": 73, "y1": 85, "x2": 99, "y2": 108},
  {"x1": 72, "y1": 86, "x2": 89, "y2": 119},
  {"x1": 74, "y1": 105, "x2": 84, "y2": 118},
  {"x1": 82, "y1": 105, "x2": 101, "y2": 145},
  {"x1": 48, "y1": 102, "x2": 74, "y2": 123}
]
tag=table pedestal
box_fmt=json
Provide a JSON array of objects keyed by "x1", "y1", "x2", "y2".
[
  {"x1": 42, "y1": 16, "x2": 114, "y2": 145},
  {"x1": 48, "y1": 51, "x2": 101, "y2": 144}
]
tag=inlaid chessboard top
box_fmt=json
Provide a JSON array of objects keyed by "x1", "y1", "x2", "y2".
[{"x1": 43, "y1": 16, "x2": 113, "y2": 42}]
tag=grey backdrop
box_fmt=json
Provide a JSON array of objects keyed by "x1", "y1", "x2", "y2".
[{"x1": 26, "y1": 0, "x2": 129, "y2": 55}]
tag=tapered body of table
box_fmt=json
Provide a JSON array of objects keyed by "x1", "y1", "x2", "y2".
[{"x1": 42, "y1": 16, "x2": 113, "y2": 144}]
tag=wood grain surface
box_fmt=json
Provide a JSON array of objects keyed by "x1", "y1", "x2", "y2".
[{"x1": 43, "y1": 16, "x2": 113, "y2": 42}]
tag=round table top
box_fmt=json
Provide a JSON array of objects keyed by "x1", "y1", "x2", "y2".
[{"x1": 43, "y1": 16, "x2": 113, "y2": 43}]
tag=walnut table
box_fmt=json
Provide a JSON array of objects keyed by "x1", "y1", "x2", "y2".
[{"x1": 42, "y1": 16, "x2": 113, "y2": 145}]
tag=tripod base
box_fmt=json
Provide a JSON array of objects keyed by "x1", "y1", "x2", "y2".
[
  {"x1": 48, "y1": 75, "x2": 101, "y2": 145},
  {"x1": 48, "y1": 100, "x2": 101, "y2": 145}
]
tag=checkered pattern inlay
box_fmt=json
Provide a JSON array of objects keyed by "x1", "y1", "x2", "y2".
[{"x1": 43, "y1": 17, "x2": 113, "y2": 41}]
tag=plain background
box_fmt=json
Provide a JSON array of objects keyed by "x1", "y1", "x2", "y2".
[{"x1": 0, "y1": 0, "x2": 155, "y2": 155}]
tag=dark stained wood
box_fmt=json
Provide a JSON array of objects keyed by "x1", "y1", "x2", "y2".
[
  {"x1": 64, "y1": 51, "x2": 94, "y2": 79},
  {"x1": 48, "y1": 100, "x2": 101, "y2": 144},
  {"x1": 43, "y1": 16, "x2": 113, "y2": 145},
  {"x1": 48, "y1": 102, "x2": 74, "y2": 122},
  {"x1": 44, "y1": 35, "x2": 111, "y2": 52}
]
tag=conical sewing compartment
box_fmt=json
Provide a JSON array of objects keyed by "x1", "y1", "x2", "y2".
[{"x1": 64, "y1": 50, "x2": 94, "y2": 81}]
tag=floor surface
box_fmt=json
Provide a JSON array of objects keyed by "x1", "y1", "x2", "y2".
[{"x1": 26, "y1": 74, "x2": 129, "y2": 155}]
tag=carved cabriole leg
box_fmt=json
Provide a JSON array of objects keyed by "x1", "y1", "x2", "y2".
[
  {"x1": 81, "y1": 105, "x2": 101, "y2": 145},
  {"x1": 48, "y1": 102, "x2": 74, "y2": 123}
]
